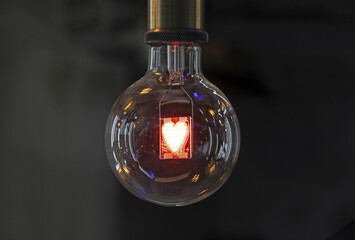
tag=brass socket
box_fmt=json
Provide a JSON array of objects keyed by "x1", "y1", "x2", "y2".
[{"x1": 148, "y1": 0, "x2": 204, "y2": 31}]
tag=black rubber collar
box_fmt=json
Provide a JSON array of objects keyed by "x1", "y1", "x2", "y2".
[{"x1": 145, "y1": 30, "x2": 208, "y2": 44}]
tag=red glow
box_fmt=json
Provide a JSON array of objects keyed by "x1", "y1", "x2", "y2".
[
  {"x1": 160, "y1": 116, "x2": 192, "y2": 159},
  {"x1": 171, "y1": 42, "x2": 180, "y2": 52}
]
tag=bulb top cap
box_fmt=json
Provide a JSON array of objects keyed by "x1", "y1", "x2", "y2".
[{"x1": 145, "y1": 0, "x2": 208, "y2": 44}]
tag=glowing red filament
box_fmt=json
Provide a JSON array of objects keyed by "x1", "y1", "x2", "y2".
[{"x1": 160, "y1": 116, "x2": 192, "y2": 159}]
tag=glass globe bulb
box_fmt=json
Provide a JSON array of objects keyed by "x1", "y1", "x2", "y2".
[{"x1": 105, "y1": 43, "x2": 240, "y2": 206}]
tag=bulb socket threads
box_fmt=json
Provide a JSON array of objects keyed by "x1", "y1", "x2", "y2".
[{"x1": 145, "y1": 0, "x2": 208, "y2": 44}]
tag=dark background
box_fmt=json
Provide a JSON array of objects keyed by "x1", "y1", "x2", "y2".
[{"x1": 1, "y1": 0, "x2": 355, "y2": 239}]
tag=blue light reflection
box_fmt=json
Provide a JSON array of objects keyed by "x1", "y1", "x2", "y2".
[
  {"x1": 148, "y1": 170, "x2": 155, "y2": 179},
  {"x1": 193, "y1": 92, "x2": 203, "y2": 101}
]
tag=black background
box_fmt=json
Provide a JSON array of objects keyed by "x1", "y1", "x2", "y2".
[{"x1": 1, "y1": 0, "x2": 355, "y2": 239}]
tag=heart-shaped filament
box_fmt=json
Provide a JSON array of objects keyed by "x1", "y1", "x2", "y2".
[{"x1": 162, "y1": 121, "x2": 189, "y2": 153}]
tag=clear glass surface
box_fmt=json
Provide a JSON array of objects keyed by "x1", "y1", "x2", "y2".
[{"x1": 105, "y1": 43, "x2": 241, "y2": 206}]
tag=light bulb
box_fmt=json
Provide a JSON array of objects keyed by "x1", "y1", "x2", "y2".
[{"x1": 105, "y1": 0, "x2": 241, "y2": 206}]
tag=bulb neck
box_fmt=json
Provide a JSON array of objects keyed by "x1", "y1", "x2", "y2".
[{"x1": 147, "y1": 42, "x2": 202, "y2": 84}]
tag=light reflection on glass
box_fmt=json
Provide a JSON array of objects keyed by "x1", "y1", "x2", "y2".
[
  {"x1": 140, "y1": 88, "x2": 152, "y2": 94},
  {"x1": 191, "y1": 174, "x2": 200, "y2": 183}
]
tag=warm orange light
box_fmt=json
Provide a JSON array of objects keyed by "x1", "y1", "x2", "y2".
[
  {"x1": 160, "y1": 116, "x2": 192, "y2": 159},
  {"x1": 140, "y1": 88, "x2": 152, "y2": 94}
]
